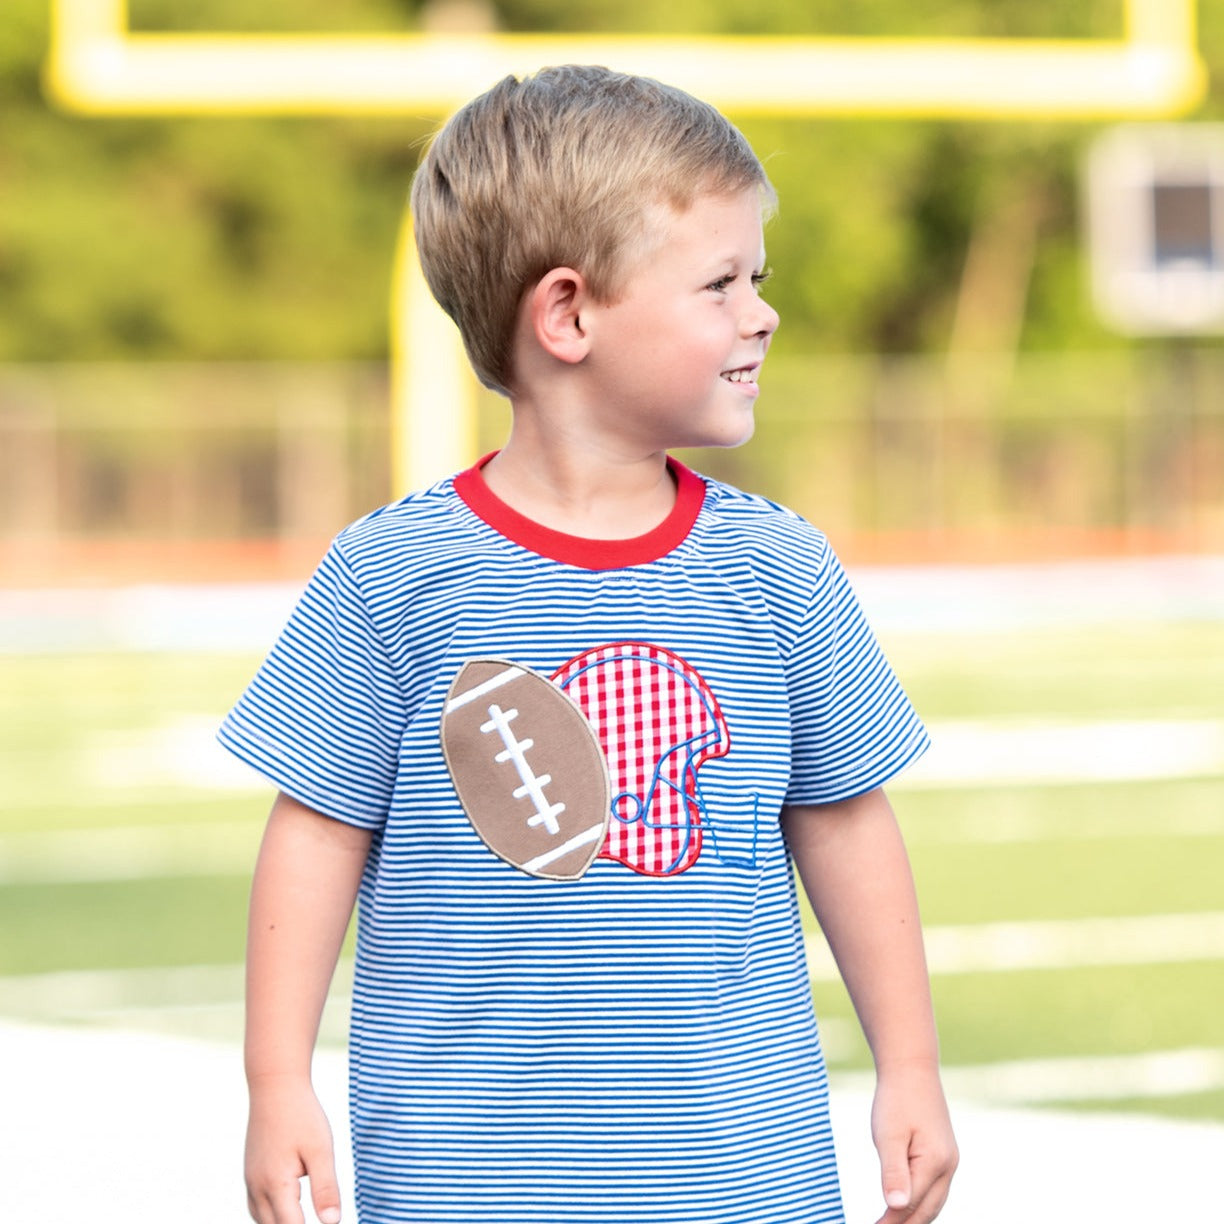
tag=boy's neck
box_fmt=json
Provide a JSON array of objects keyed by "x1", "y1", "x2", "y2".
[{"x1": 478, "y1": 434, "x2": 677, "y2": 541}]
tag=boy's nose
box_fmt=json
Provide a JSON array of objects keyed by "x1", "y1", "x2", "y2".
[{"x1": 743, "y1": 295, "x2": 780, "y2": 340}]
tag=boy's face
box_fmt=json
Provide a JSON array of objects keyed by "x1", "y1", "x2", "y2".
[{"x1": 582, "y1": 188, "x2": 779, "y2": 453}]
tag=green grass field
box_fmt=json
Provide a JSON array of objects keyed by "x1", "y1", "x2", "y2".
[{"x1": 2, "y1": 619, "x2": 1222, "y2": 1120}]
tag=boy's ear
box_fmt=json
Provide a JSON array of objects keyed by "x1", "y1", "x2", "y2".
[{"x1": 528, "y1": 267, "x2": 592, "y2": 365}]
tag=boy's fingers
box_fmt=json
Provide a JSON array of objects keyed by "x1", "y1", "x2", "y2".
[
  {"x1": 312, "y1": 1183, "x2": 342, "y2": 1224},
  {"x1": 305, "y1": 1143, "x2": 342, "y2": 1224},
  {"x1": 911, "y1": 1142, "x2": 959, "y2": 1222},
  {"x1": 916, "y1": 1177, "x2": 954, "y2": 1224},
  {"x1": 248, "y1": 1177, "x2": 306, "y2": 1224},
  {"x1": 886, "y1": 1138, "x2": 956, "y2": 1224},
  {"x1": 878, "y1": 1133, "x2": 913, "y2": 1214}
]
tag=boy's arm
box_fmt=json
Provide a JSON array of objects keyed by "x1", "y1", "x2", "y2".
[
  {"x1": 245, "y1": 791, "x2": 373, "y2": 1224},
  {"x1": 781, "y1": 788, "x2": 958, "y2": 1224}
]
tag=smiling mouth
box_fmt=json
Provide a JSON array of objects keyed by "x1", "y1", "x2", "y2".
[{"x1": 721, "y1": 367, "x2": 759, "y2": 384}]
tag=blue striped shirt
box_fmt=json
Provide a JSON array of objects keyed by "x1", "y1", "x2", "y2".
[{"x1": 220, "y1": 458, "x2": 928, "y2": 1223}]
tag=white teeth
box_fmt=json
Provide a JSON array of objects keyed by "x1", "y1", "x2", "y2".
[{"x1": 722, "y1": 368, "x2": 757, "y2": 383}]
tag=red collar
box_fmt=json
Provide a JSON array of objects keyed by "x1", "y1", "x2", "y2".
[{"x1": 453, "y1": 453, "x2": 706, "y2": 570}]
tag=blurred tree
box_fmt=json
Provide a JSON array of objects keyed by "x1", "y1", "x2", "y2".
[
  {"x1": 0, "y1": 0, "x2": 1219, "y2": 363},
  {"x1": 0, "y1": 0, "x2": 430, "y2": 360}
]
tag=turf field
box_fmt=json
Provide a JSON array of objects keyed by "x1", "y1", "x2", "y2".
[{"x1": 1, "y1": 606, "x2": 1222, "y2": 1123}]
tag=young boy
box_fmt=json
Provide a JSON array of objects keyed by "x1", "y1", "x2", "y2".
[{"x1": 222, "y1": 65, "x2": 957, "y2": 1224}]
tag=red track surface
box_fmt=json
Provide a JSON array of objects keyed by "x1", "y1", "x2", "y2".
[{"x1": 2, "y1": 527, "x2": 1215, "y2": 588}]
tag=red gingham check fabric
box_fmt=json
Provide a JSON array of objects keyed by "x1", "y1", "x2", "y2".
[{"x1": 552, "y1": 642, "x2": 730, "y2": 876}]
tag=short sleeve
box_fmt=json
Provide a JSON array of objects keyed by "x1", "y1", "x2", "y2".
[
  {"x1": 784, "y1": 547, "x2": 928, "y2": 805},
  {"x1": 217, "y1": 542, "x2": 408, "y2": 828}
]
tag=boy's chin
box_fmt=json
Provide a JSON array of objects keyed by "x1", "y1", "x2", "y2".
[
  {"x1": 658, "y1": 406, "x2": 755, "y2": 453},
  {"x1": 668, "y1": 407, "x2": 757, "y2": 452},
  {"x1": 699, "y1": 416, "x2": 756, "y2": 451}
]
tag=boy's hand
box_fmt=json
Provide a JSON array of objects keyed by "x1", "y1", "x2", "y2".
[
  {"x1": 870, "y1": 1060, "x2": 958, "y2": 1224},
  {"x1": 245, "y1": 1075, "x2": 342, "y2": 1224}
]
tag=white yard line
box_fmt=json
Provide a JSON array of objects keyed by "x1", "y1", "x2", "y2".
[
  {"x1": 806, "y1": 912, "x2": 1224, "y2": 979},
  {"x1": 897, "y1": 718, "x2": 1224, "y2": 788},
  {"x1": 834, "y1": 1048, "x2": 1224, "y2": 1107},
  {"x1": 0, "y1": 963, "x2": 247, "y2": 1016},
  {"x1": 0, "y1": 962, "x2": 350, "y2": 1045},
  {"x1": 82, "y1": 714, "x2": 268, "y2": 793},
  {"x1": 903, "y1": 804, "x2": 1224, "y2": 845},
  {"x1": 852, "y1": 555, "x2": 1224, "y2": 633},
  {"x1": 0, "y1": 582, "x2": 301, "y2": 653},
  {"x1": 0, "y1": 820, "x2": 261, "y2": 883}
]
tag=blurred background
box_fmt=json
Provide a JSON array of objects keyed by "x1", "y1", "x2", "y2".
[{"x1": 1, "y1": 2, "x2": 1222, "y2": 1220}]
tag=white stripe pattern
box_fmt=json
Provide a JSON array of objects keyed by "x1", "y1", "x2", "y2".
[{"x1": 218, "y1": 467, "x2": 926, "y2": 1223}]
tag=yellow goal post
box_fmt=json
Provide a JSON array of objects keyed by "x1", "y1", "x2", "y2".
[{"x1": 45, "y1": 0, "x2": 1207, "y2": 492}]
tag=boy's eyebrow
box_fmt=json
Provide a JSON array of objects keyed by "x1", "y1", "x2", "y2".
[{"x1": 707, "y1": 248, "x2": 768, "y2": 268}]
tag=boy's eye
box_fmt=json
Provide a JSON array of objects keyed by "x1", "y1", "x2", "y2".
[{"x1": 707, "y1": 268, "x2": 772, "y2": 294}]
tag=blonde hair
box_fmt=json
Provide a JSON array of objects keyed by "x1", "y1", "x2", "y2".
[{"x1": 410, "y1": 65, "x2": 774, "y2": 394}]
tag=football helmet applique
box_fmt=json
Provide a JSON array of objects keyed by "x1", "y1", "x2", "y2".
[{"x1": 552, "y1": 642, "x2": 756, "y2": 877}]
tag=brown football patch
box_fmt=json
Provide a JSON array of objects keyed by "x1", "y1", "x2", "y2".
[{"x1": 441, "y1": 659, "x2": 611, "y2": 881}]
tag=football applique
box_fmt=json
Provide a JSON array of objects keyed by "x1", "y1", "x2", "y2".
[{"x1": 441, "y1": 659, "x2": 611, "y2": 881}]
